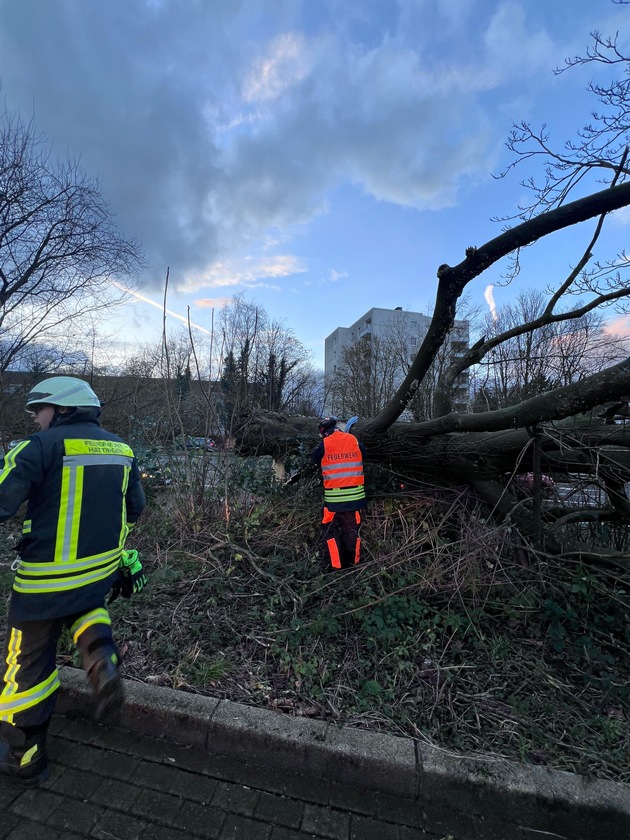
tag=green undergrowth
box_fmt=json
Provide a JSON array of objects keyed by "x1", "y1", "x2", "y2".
[
  {"x1": 1, "y1": 476, "x2": 629, "y2": 783},
  {"x1": 118, "y1": 480, "x2": 630, "y2": 784}
]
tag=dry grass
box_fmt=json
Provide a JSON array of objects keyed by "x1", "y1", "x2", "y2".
[{"x1": 1, "y1": 473, "x2": 628, "y2": 782}]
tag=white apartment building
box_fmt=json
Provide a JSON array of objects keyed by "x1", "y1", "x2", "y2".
[{"x1": 324, "y1": 306, "x2": 469, "y2": 415}]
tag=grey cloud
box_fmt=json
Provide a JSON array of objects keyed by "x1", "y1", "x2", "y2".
[{"x1": 0, "y1": 0, "x2": 570, "y2": 293}]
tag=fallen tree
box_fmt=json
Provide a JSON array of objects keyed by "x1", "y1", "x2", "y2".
[
  {"x1": 231, "y1": 175, "x2": 630, "y2": 556},
  {"x1": 223, "y1": 23, "x2": 630, "y2": 558}
]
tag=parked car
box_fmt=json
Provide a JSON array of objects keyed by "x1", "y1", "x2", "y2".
[{"x1": 176, "y1": 436, "x2": 216, "y2": 451}]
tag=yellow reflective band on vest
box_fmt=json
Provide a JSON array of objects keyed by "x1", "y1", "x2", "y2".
[{"x1": 323, "y1": 485, "x2": 366, "y2": 503}]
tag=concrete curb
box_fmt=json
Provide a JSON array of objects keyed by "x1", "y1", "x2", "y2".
[{"x1": 58, "y1": 666, "x2": 630, "y2": 839}]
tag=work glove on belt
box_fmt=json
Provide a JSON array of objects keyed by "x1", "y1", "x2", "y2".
[{"x1": 108, "y1": 550, "x2": 147, "y2": 604}]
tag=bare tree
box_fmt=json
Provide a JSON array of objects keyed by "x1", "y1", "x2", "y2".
[
  {"x1": 0, "y1": 109, "x2": 144, "y2": 374},
  {"x1": 471, "y1": 290, "x2": 629, "y2": 410},
  {"x1": 218, "y1": 295, "x2": 318, "y2": 426}
]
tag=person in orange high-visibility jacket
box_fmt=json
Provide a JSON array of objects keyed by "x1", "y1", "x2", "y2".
[{"x1": 311, "y1": 417, "x2": 366, "y2": 570}]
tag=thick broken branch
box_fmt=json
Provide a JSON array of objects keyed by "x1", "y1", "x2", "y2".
[
  {"x1": 392, "y1": 356, "x2": 630, "y2": 438},
  {"x1": 367, "y1": 180, "x2": 630, "y2": 433}
]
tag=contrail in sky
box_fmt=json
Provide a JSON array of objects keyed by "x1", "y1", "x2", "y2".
[
  {"x1": 110, "y1": 281, "x2": 214, "y2": 336},
  {"x1": 484, "y1": 284, "x2": 497, "y2": 322}
]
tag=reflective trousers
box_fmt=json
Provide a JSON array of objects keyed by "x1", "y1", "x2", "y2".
[
  {"x1": 321, "y1": 507, "x2": 362, "y2": 570},
  {"x1": 0, "y1": 602, "x2": 117, "y2": 728}
]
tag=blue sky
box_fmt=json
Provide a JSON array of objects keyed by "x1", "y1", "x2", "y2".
[{"x1": 1, "y1": 0, "x2": 629, "y2": 368}]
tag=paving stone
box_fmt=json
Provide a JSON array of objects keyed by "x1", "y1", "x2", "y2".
[
  {"x1": 90, "y1": 725, "x2": 139, "y2": 754},
  {"x1": 49, "y1": 765, "x2": 102, "y2": 798},
  {"x1": 127, "y1": 735, "x2": 185, "y2": 763},
  {"x1": 8, "y1": 787, "x2": 64, "y2": 821},
  {"x1": 90, "y1": 776, "x2": 143, "y2": 810},
  {"x1": 280, "y1": 772, "x2": 332, "y2": 805},
  {"x1": 218, "y1": 814, "x2": 271, "y2": 840},
  {"x1": 131, "y1": 760, "x2": 179, "y2": 792},
  {"x1": 167, "y1": 768, "x2": 218, "y2": 803},
  {"x1": 140, "y1": 825, "x2": 192, "y2": 840},
  {"x1": 42, "y1": 761, "x2": 66, "y2": 787},
  {"x1": 5, "y1": 824, "x2": 61, "y2": 840},
  {"x1": 53, "y1": 740, "x2": 100, "y2": 771},
  {"x1": 0, "y1": 784, "x2": 22, "y2": 812},
  {"x1": 96, "y1": 749, "x2": 143, "y2": 780},
  {"x1": 49, "y1": 715, "x2": 69, "y2": 737},
  {"x1": 399, "y1": 826, "x2": 434, "y2": 840},
  {"x1": 211, "y1": 780, "x2": 261, "y2": 816},
  {"x1": 46, "y1": 797, "x2": 104, "y2": 835},
  {"x1": 0, "y1": 813, "x2": 20, "y2": 840},
  {"x1": 301, "y1": 802, "x2": 351, "y2": 840},
  {"x1": 473, "y1": 816, "x2": 528, "y2": 840},
  {"x1": 350, "y1": 814, "x2": 401, "y2": 840},
  {"x1": 176, "y1": 800, "x2": 226, "y2": 839},
  {"x1": 328, "y1": 784, "x2": 380, "y2": 816},
  {"x1": 191, "y1": 752, "x2": 265, "y2": 784},
  {"x1": 91, "y1": 809, "x2": 148, "y2": 840},
  {"x1": 255, "y1": 790, "x2": 305, "y2": 828},
  {"x1": 421, "y1": 804, "x2": 476, "y2": 840},
  {"x1": 376, "y1": 792, "x2": 426, "y2": 827},
  {"x1": 212, "y1": 759, "x2": 300, "y2": 795},
  {"x1": 154, "y1": 744, "x2": 216, "y2": 775},
  {"x1": 269, "y1": 828, "x2": 321, "y2": 840},
  {"x1": 130, "y1": 787, "x2": 184, "y2": 825},
  {"x1": 59, "y1": 719, "x2": 98, "y2": 744}
]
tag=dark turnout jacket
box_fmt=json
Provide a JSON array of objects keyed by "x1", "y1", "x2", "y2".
[{"x1": 0, "y1": 410, "x2": 145, "y2": 621}]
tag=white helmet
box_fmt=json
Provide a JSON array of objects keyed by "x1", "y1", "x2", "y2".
[{"x1": 25, "y1": 376, "x2": 101, "y2": 409}]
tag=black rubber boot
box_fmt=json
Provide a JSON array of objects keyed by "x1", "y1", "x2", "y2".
[
  {"x1": 0, "y1": 732, "x2": 49, "y2": 787},
  {"x1": 88, "y1": 654, "x2": 124, "y2": 722}
]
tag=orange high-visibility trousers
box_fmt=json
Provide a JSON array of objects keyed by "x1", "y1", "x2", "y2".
[{"x1": 320, "y1": 507, "x2": 362, "y2": 570}]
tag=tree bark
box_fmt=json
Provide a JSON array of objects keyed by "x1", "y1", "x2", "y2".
[{"x1": 367, "y1": 181, "x2": 630, "y2": 433}]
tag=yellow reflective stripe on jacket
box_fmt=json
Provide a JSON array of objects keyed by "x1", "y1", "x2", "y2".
[
  {"x1": 64, "y1": 439, "x2": 134, "y2": 458},
  {"x1": 70, "y1": 608, "x2": 111, "y2": 644},
  {"x1": 55, "y1": 461, "x2": 84, "y2": 563},
  {"x1": 54, "y1": 445, "x2": 133, "y2": 565},
  {"x1": 0, "y1": 439, "x2": 30, "y2": 486},
  {"x1": 17, "y1": 547, "x2": 122, "y2": 576},
  {"x1": 0, "y1": 669, "x2": 60, "y2": 719},
  {"x1": 119, "y1": 464, "x2": 131, "y2": 547},
  {"x1": 13, "y1": 558, "x2": 120, "y2": 593}
]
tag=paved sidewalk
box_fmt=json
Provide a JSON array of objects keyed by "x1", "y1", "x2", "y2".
[
  {"x1": 2, "y1": 715, "x2": 461, "y2": 840},
  {"x1": 2, "y1": 668, "x2": 629, "y2": 840}
]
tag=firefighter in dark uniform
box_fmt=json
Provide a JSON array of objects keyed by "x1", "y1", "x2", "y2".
[
  {"x1": 311, "y1": 417, "x2": 366, "y2": 570},
  {"x1": 0, "y1": 376, "x2": 146, "y2": 786}
]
